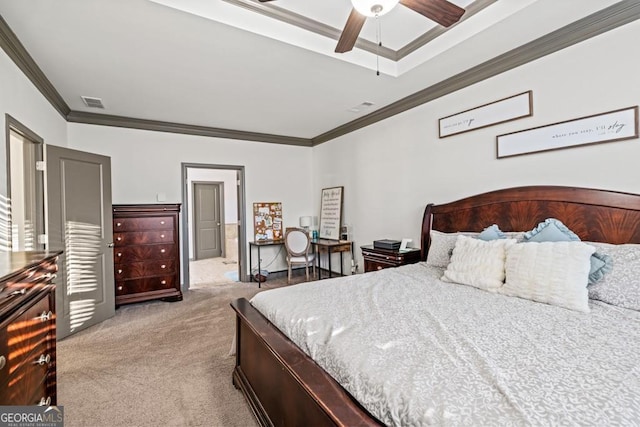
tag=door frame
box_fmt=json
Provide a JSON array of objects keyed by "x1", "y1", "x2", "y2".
[
  {"x1": 181, "y1": 163, "x2": 247, "y2": 288},
  {"x1": 192, "y1": 180, "x2": 225, "y2": 260},
  {"x1": 4, "y1": 114, "x2": 45, "y2": 251}
]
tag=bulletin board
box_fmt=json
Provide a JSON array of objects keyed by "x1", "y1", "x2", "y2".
[{"x1": 253, "y1": 202, "x2": 283, "y2": 241}]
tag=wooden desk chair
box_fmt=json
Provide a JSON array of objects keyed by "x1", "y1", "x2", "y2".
[{"x1": 284, "y1": 227, "x2": 316, "y2": 284}]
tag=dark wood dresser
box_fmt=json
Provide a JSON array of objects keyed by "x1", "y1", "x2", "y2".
[
  {"x1": 361, "y1": 245, "x2": 421, "y2": 272},
  {"x1": 112, "y1": 204, "x2": 182, "y2": 306},
  {"x1": 0, "y1": 251, "x2": 61, "y2": 405}
]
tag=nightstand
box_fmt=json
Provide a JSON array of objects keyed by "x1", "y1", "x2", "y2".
[{"x1": 361, "y1": 245, "x2": 422, "y2": 272}]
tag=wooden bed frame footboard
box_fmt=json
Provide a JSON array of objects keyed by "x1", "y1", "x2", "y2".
[{"x1": 230, "y1": 298, "x2": 382, "y2": 427}]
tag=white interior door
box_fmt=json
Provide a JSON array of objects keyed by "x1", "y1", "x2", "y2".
[{"x1": 46, "y1": 145, "x2": 115, "y2": 339}]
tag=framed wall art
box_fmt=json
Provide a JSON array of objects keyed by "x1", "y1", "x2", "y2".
[
  {"x1": 253, "y1": 202, "x2": 283, "y2": 241},
  {"x1": 497, "y1": 106, "x2": 639, "y2": 159},
  {"x1": 439, "y1": 91, "x2": 533, "y2": 138},
  {"x1": 319, "y1": 186, "x2": 343, "y2": 240}
]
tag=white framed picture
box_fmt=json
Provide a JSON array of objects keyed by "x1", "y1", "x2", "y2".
[
  {"x1": 319, "y1": 186, "x2": 343, "y2": 240},
  {"x1": 497, "y1": 106, "x2": 639, "y2": 158},
  {"x1": 439, "y1": 91, "x2": 533, "y2": 138}
]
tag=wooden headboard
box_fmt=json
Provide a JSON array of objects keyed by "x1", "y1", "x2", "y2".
[{"x1": 421, "y1": 186, "x2": 640, "y2": 261}]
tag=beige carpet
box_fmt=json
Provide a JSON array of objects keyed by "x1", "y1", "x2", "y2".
[{"x1": 56, "y1": 278, "x2": 296, "y2": 427}]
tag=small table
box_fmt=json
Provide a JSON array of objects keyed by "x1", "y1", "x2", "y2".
[
  {"x1": 249, "y1": 240, "x2": 284, "y2": 287},
  {"x1": 311, "y1": 239, "x2": 353, "y2": 279},
  {"x1": 361, "y1": 245, "x2": 421, "y2": 272}
]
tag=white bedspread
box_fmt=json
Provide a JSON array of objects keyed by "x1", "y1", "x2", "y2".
[{"x1": 250, "y1": 263, "x2": 640, "y2": 426}]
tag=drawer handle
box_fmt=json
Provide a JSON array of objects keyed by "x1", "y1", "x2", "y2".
[
  {"x1": 38, "y1": 396, "x2": 51, "y2": 406},
  {"x1": 117, "y1": 286, "x2": 123, "y2": 291},
  {"x1": 117, "y1": 237, "x2": 122, "y2": 241},
  {"x1": 160, "y1": 220, "x2": 165, "y2": 225},
  {"x1": 161, "y1": 264, "x2": 166, "y2": 269},
  {"x1": 161, "y1": 280, "x2": 166, "y2": 285},
  {"x1": 116, "y1": 222, "x2": 122, "y2": 227},
  {"x1": 36, "y1": 354, "x2": 51, "y2": 366},
  {"x1": 117, "y1": 253, "x2": 122, "y2": 257},
  {"x1": 0, "y1": 355, "x2": 5, "y2": 370},
  {"x1": 37, "y1": 311, "x2": 53, "y2": 322},
  {"x1": 161, "y1": 234, "x2": 165, "y2": 238},
  {"x1": 377, "y1": 266, "x2": 383, "y2": 270},
  {"x1": 10, "y1": 288, "x2": 26, "y2": 297},
  {"x1": 118, "y1": 269, "x2": 123, "y2": 274},
  {"x1": 385, "y1": 256, "x2": 390, "y2": 260},
  {"x1": 160, "y1": 249, "x2": 166, "y2": 253}
]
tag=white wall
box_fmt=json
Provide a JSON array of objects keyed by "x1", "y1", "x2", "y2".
[
  {"x1": 313, "y1": 20, "x2": 640, "y2": 272},
  {"x1": 67, "y1": 123, "x2": 314, "y2": 274},
  {"x1": 0, "y1": 49, "x2": 68, "y2": 196},
  {"x1": 4, "y1": 19, "x2": 640, "y2": 279}
]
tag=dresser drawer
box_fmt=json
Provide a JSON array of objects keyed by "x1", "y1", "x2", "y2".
[
  {"x1": 115, "y1": 259, "x2": 176, "y2": 280},
  {"x1": 114, "y1": 244, "x2": 176, "y2": 264},
  {"x1": 0, "y1": 295, "x2": 53, "y2": 378},
  {"x1": 113, "y1": 216, "x2": 173, "y2": 232},
  {"x1": 114, "y1": 230, "x2": 175, "y2": 246},
  {"x1": 364, "y1": 259, "x2": 397, "y2": 272},
  {"x1": 116, "y1": 276, "x2": 176, "y2": 295},
  {"x1": 1, "y1": 340, "x2": 53, "y2": 405}
]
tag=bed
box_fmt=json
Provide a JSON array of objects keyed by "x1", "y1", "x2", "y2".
[{"x1": 230, "y1": 185, "x2": 640, "y2": 426}]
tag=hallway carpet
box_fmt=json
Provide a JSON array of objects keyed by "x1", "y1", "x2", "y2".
[{"x1": 57, "y1": 279, "x2": 291, "y2": 426}]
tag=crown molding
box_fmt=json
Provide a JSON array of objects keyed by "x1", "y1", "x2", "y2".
[
  {"x1": 312, "y1": 0, "x2": 640, "y2": 145},
  {"x1": 223, "y1": 0, "x2": 495, "y2": 62},
  {"x1": 396, "y1": 0, "x2": 498, "y2": 60},
  {"x1": 2, "y1": 1, "x2": 639, "y2": 148},
  {"x1": 66, "y1": 111, "x2": 313, "y2": 147},
  {"x1": 223, "y1": 0, "x2": 397, "y2": 59},
  {"x1": 0, "y1": 14, "x2": 70, "y2": 118}
]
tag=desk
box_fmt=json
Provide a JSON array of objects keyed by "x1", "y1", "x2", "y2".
[
  {"x1": 311, "y1": 239, "x2": 352, "y2": 279},
  {"x1": 249, "y1": 240, "x2": 284, "y2": 287}
]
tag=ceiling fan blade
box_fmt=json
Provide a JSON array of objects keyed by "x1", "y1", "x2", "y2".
[
  {"x1": 335, "y1": 9, "x2": 366, "y2": 53},
  {"x1": 400, "y1": 0, "x2": 465, "y2": 27}
]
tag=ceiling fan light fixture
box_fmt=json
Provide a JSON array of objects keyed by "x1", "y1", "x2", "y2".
[{"x1": 351, "y1": 0, "x2": 399, "y2": 17}]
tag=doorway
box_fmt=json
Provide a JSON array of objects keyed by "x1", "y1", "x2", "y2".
[
  {"x1": 181, "y1": 163, "x2": 247, "y2": 289},
  {"x1": 4, "y1": 114, "x2": 45, "y2": 252}
]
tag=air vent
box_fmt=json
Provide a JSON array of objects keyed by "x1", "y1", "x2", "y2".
[
  {"x1": 347, "y1": 101, "x2": 374, "y2": 113},
  {"x1": 81, "y1": 96, "x2": 105, "y2": 109}
]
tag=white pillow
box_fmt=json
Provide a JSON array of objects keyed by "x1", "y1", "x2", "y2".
[
  {"x1": 500, "y1": 241, "x2": 595, "y2": 313},
  {"x1": 441, "y1": 235, "x2": 516, "y2": 291},
  {"x1": 426, "y1": 230, "x2": 478, "y2": 268}
]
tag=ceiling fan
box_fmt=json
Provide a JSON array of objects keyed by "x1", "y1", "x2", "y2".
[{"x1": 257, "y1": 0, "x2": 466, "y2": 53}]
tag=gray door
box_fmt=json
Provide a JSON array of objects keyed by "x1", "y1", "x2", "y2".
[
  {"x1": 46, "y1": 145, "x2": 115, "y2": 339},
  {"x1": 194, "y1": 182, "x2": 223, "y2": 260}
]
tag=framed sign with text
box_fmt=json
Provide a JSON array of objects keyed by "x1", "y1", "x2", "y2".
[
  {"x1": 439, "y1": 91, "x2": 533, "y2": 138},
  {"x1": 497, "y1": 106, "x2": 639, "y2": 158},
  {"x1": 319, "y1": 186, "x2": 343, "y2": 240}
]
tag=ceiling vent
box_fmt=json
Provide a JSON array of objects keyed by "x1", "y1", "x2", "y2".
[
  {"x1": 348, "y1": 101, "x2": 374, "y2": 113},
  {"x1": 81, "y1": 96, "x2": 105, "y2": 109}
]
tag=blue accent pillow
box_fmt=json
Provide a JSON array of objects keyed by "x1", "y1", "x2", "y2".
[
  {"x1": 589, "y1": 252, "x2": 613, "y2": 285},
  {"x1": 524, "y1": 218, "x2": 610, "y2": 284},
  {"x1": 477, "y1": 224, "x2": 506, "y2": 241},
  {"x1": 523, "y1": 218, "x2": 580, "y2": 242}
]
